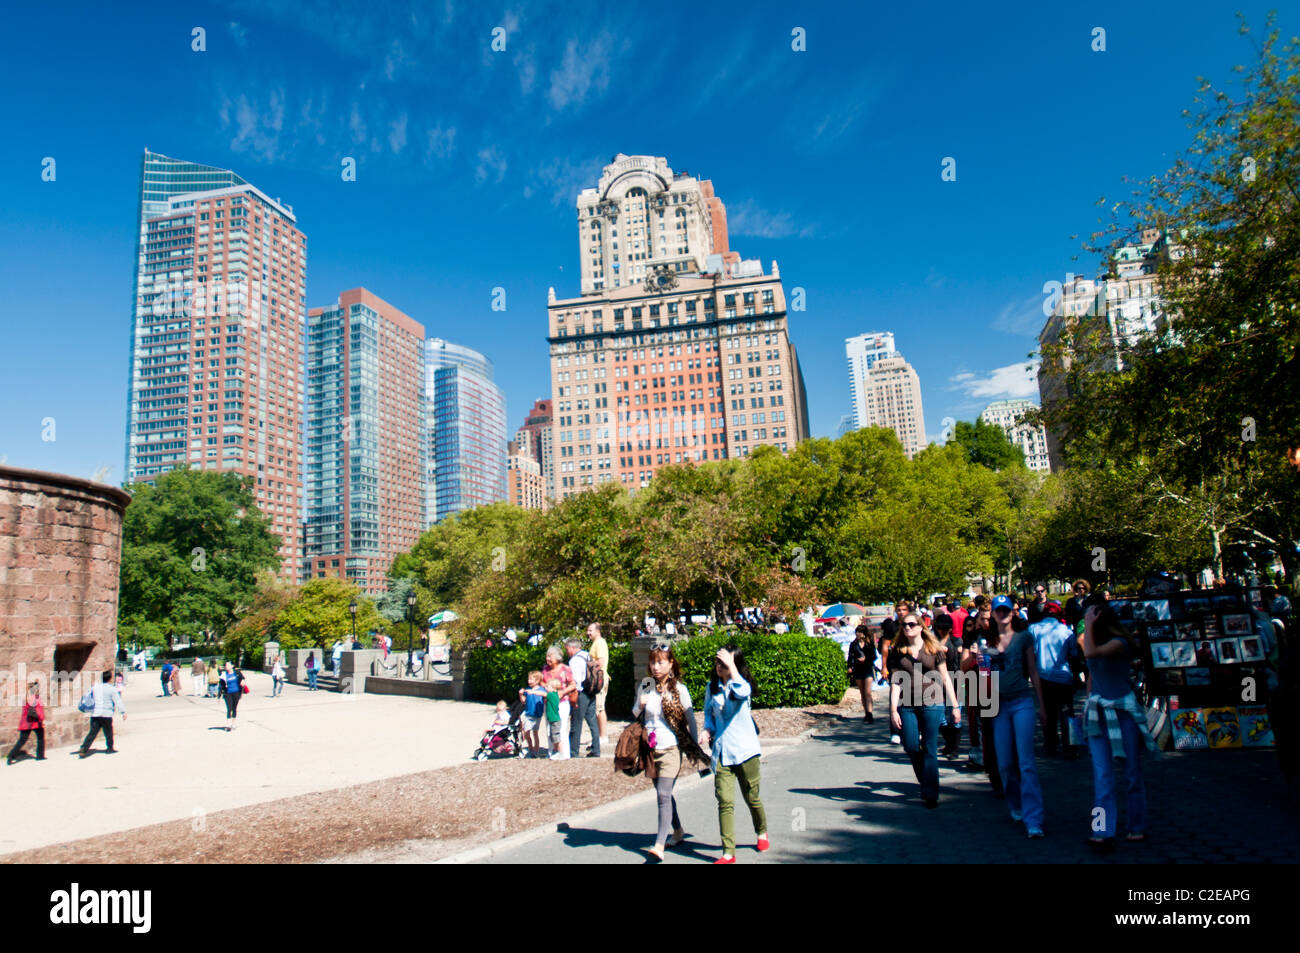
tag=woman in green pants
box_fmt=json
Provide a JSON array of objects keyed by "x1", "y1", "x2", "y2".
[{"x1": 703, "y1": 646, "x2": 769, "y2": 864}]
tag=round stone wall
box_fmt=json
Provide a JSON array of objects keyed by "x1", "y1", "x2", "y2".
[{"x1": 0, "y1": 466, "x2": 131, "y2": 750}]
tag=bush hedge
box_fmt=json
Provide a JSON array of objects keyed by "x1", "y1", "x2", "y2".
[
  {"x1": 668, "y1": 631, "x2": 847, "y2": 710},
  {"x1": 464, "y1": 642, "x2": 635, "y2": 717},
  {"x1": 466, "y1": 630, "x2": 846, "y2": 715}
]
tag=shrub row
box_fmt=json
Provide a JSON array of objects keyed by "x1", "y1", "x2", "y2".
[
  {"x1": 668, "y1": 631, "x2": 847, "y2": 710},
  {"x1": 465, "y1": 630, "x2": 845, "y2": 715}
]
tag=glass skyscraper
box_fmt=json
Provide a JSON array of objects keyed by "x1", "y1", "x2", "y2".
[
  {"x1": 425, "y1": 339, "x2": 507, "y2": 522},
  {"x1": 124, "y1": 149, "x2": 307, "y2": 579}
]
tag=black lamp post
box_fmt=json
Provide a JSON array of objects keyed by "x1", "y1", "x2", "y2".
[
  {"x1": 132, "y1": 626, "x2": 139, "y2": 655},
  {"x1": 407, "y1": 591, "x2": 417, "y2": 676},
  {"x1": 348, "y1": 598, "x2": 358, "y2": 650}
]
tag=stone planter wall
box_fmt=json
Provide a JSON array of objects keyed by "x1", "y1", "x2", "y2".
[{"x1": 0, "y1": 466, "x2": 132, "y2": 750}]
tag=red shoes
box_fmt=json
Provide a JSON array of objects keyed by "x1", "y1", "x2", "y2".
[
  {"x1": 757, "y1": 835, "x2": 770, "y2": 852},
  {"x1": 714, "y1": 855, "x2": 736, "y2": 864}
]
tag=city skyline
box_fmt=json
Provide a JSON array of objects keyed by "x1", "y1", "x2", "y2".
[{"x1": 2, "y1": 1, "x2": 1292, "y2": 483}]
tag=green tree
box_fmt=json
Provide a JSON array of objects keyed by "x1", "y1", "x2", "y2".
[
  {"x1": 118, "y1": 468, "x2": 281, "y2": 646},
  {"x1": 949, "y1": 419, "x2": 1026, "y2": 471},
  {"x1": 1040, "y1": 17, "x2": 1300, "y2": 581},
  {"x1": 273, "y1": 578, "x2": 385, "y2": 647},
  {"x1": 390, "y1": 503, "x2": 533, "y2": 606}
]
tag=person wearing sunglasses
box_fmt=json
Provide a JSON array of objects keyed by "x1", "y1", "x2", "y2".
[
  {"x1": 1028, "y1": 585, "x2": 1049, "y2": 624},
  {"x1": 986, "y1": 595, "x2": 1047, "y2": 837},
  {"x1": 889, "y1": 613, "x2": 961, "y2": 808}
]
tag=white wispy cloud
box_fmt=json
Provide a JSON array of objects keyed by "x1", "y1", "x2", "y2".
[
  {"x1": 949, "y1": 362, "x2": 1041, "y2": 401},
  {"x1": 387, "y1": 113, "x2": 408, "y2": 154},
  {"x1": 475, "y1": 145, "x2": 507, "y2": 184},
  {"x1": 726, "y1": 199, "x2": 817, "y2": 240},
  {"x1": 547, "y1": 32, "x2": 615, "y2": 111},
  {"x1": 524, "y1": 155, "x2": 605, "y2": 205},
  {"x1": 425, "y1": 123, "x2": 457, "y2": 160},
  {"x1": 226, "y1": 90, "x2": 286, "y2": 162},
  {"x1": 992, "y1": 292, "x2": 1051, "y2": 336},
  {"x1": 227, "y1": 22, "x2": 249, "y2": 49}
]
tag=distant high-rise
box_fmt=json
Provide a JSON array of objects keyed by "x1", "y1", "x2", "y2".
[
  {"x1": 305, "y1": 289, "x2": 426, "y2": 593},
  {"x1": 515, "y1": 399, "x2": 554, "y2": 502},
  {"x1": 426, "y1": 339, "x2": 507, "y2": 521},
  {"x1": 845, "y1": 331, "x2": 897, "y2": 429},
  {"x1": 506, "y1": 439, "x2": 547, "y2": 511},
  {"x1": 124, "y1": 149, "x2": 306, "y2": 580},
  {"x1": 550, "y1": 154, "x2": 809, "y2": 501},
  {"x1": 980, "y1": 399, "x2": 1051, "y2": 473},
  {"x1": 858, "y1": 355, "x2": 926, "y2": 458}
]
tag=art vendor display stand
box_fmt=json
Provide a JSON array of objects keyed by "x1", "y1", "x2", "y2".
[{"x1": 1112, "y1": 585, "x2": 1276, "y2": 751}]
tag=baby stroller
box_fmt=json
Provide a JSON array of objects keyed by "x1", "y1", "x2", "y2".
[{"x1": 473, "y1": 699, "x2": 526, "y2": 761}]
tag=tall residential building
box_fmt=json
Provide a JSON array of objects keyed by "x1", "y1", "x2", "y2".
[
  {"x1": 857, "y1": 356, "x2": 926, "y2": 458},
  {"x1": 426, "y1": 339, "x2": 507, "y2": 522},
  {"x1": 506, "y1": 439, "x2": 547, "y2": 511},
  {"x1": 1037, "y1": 228, "x2": 1179, "y2": 468},
  {"x1": 549, "y1": 155, "x2": 809, "y2": 500},
  {"x1": 516, "y1": 399, "x2": 555, "y2": 501},
  {"x1": 575, "y1": 153, "x2": 738, "y2": 296},
  {"x1": 979, "y1": 399, "x2": 1051, "y2": 473},
  {"x1": 845, "y1": 331, "x2": 897, "y2": 429},
  {"x1": 124, "y1": 149, "x2": 307, "y2": 579},
  {"x1": 304, "y1": 288, "x2": 426, "y2": 593}
]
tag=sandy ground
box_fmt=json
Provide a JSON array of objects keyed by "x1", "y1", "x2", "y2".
[
  {"x1": 1, "y1": 679, "x2": 858, "y2": 864},
  {"x1": 0, "y1": 669, "x2": 498, "y2": 856}
]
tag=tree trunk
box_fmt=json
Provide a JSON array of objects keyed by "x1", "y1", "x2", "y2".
[{"x1": 1210, "y1": 525, "x2": 1224, "y2": 580}]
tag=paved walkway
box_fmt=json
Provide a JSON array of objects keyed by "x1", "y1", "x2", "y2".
[
  {"x1": 482, "y1": 711, "x2": 1300, "y2": 864},
  {"x1": 0, "y1": 670, "x2": 496, "y2": 856}
]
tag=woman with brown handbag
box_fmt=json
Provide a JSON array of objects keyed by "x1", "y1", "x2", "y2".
[{"x1": 632, "y1": 642, "x2": 708, "y2": 861}]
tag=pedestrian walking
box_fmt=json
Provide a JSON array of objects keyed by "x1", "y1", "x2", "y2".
[
  {"x1": 986, "y1": 595, "x2": 1047, "y2": 837},
  {"x1": 191, "y1": 656, "x2": 206, "y2": 696},
  {"x1": 704, "y1": 646, "x2": 768, "y2": 863},
  {"x1": 848, "y1": 624, "x2": 877, "y2": 723},
  {"x1": 1031, "y1": 602, "x2": 1081, "y2": 758},
  {"x1": 540, "y1": 646, "x2": 577, "y2": 759},
  {"x1": 1083, "y1": 599, "x2": 1155, "y2": 848},
  {"x1": 961, "y1": 603, "x2": 1003, "y2": 794},
  {"x1": 565, "y1": 637, "x2": 600, "y2": 758},
  {"x1": 160, "y1": 660, "x2": 173, "y2": 697},
  {"x1": 6, "y1": 680, "x2": 46, "y2": 764},
  {"x1": 588, "y1": 622, "x2": 611, "y2": 744},
  {"x1": 79, "y1": 670, "x2": 126, "y2": 757},
  {"x1": 889, "y1": 611, "x2": 961, "y2": 808},
  {"x1": 933, "y1": 614, "x2": 963, "y2": 756},
  {"x1": 331, "y1": 639, "x2": 344, "y2": 674},
  {"x1": 632, "y1": 642, "x2": 708, "y2": 861},
  {"x1": 170, "y1": 662, "x2": 182, "y2": 698},
  {"x1": 206, "y1": 659, "x2": 220, "y2": 697},
  {"x1": 219, "y1": 662, "x2": 247, "y2": 731},
  {"x1": 271, "y1": 653, "x2": 285, "y2": 697},
  {"x1": 306, "y1": 651, "x2": 319, "y2": 691}
]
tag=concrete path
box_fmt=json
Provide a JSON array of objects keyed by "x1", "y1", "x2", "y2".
[
  {"x1": 0, "y1": 669, "x2": 496, "y2": 856},
  {"x1": 480, "y1": 712, "x2": 1300, "y2": 864}
]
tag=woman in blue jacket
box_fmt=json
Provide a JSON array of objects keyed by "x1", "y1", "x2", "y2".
[{"x1": 704, "y1": 645, "x2": 769, "y2": 864}]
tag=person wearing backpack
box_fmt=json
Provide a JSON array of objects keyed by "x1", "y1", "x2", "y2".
[
  {"x1": 160, "y1": 660, "x2": 173, "y2": 697},
  {"x1": 7, "y1": 680, "x2": 46, "y2": 764},
  {"x1": 79, "y1": 670, "x2": 126, "y2": 757},
  {"x1": 566, "y1": 637, "x2": 602, "y2": 758}
]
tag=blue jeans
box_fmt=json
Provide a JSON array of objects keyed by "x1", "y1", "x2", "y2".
[
  {"x1": 308, "y1": 670, "x2": 318, "y2": 690},
  {"x1": 898, "y1": 705, "x2": 944, "y2": 802},
  {"x1": 1086, "y1": 705, "x2": 1146, "y2": 839},
  {"x1": 993, "y1": 694, "x2": 1044, "y2": 828},
  {"x1": 272, "y1": 676, "x2": 283, "y2": 697},
  {"x1": 161, "y1": 678, "x2": 170, "y2": 696}
]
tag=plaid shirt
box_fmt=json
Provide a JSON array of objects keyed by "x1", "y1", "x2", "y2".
[{"x1": 1084, "y1": 691, "x2": 1156, "y2": 758}]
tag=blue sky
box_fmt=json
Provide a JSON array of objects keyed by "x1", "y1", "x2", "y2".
[{"x1": 0, "y1": 0, "x2": 1290, "y2": 483}]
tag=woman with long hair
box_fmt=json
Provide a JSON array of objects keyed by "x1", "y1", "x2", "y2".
[
  {"x1": 987, "y1": 595, "x2": 1047, "y2": 837},
  {"x1": 633, "y1": 642, "x2": 708, "y2": 861},
  {"x1": 848, "y1": 625, "x2": 877, "y2": 723},
  {"x1": 6, "y1": 680, "x2": 45, "y2": 764},
  {"x1": 889, "y1": 612, "x2": 961, "y2": 807},
  {"x1": 704, "y1": 645, "x2": 769, "y2": 863},
  {"x1": 219, "y1": 661, "x2": 247, "y2": 731}
]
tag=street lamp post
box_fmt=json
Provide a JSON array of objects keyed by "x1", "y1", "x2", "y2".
[
  {"x1": 407, "y1": 592, "x2": 417, "y2": 677},
  {"x1": 348, "y1": 598, "x2": 358, "y2": 651}
]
